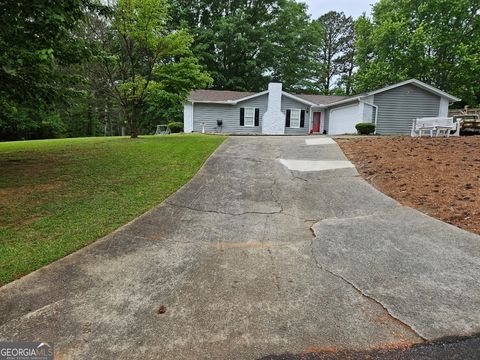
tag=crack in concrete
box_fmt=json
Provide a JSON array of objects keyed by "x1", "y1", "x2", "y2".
[
  {"x1": 308, "y1": 224, "x2": 427, "y2": 342},
  {"x1": 166, "y1": 175, "x2": 422, "y2": 343},
  {"x1": 285, "y1": 168, "x2": 309, "y2": 183},
  {"x1": 292, "y1": 174, "x2": 309, "y2": 182},
  {"x1": 166, "y1": 201, "x2": 283, "y2": 216},
  {"x1": 166, "y1": 177, "x2": 285, "y2": 217}
]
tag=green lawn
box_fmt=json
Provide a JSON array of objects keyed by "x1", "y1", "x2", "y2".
[{"x1": 0, "y1": 135, "x2": 225, "y2": 285}]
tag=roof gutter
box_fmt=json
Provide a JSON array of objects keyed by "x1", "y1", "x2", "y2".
[
  {"x1": 186, "y1": 99, "x2": 238, "y2": 105},
  {"x1": 322, "y1": 96, "x2": 364, "y2": 108}
]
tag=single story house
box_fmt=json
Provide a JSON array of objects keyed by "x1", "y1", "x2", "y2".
[{"x1": 183, "y1": 79, "x2": 460, "y2": 135}]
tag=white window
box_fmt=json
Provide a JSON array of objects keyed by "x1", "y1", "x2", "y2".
[
  {"x1": 290, "y1": 109, "x2": 301, "y2": 128},
  {"x1": 244, "y1": 107, "x2": 255, "y2": 127}
]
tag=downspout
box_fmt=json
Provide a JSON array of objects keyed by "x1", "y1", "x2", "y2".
[
  {"x1": 191, "y1": 101, "x2": 195, "y2": 133},
  {"x1": 362, "y1": 100, "x2": 379, "y2": 134},
  {"x1": 189, "y1": 100, "x2": 195, "y2": 133}
]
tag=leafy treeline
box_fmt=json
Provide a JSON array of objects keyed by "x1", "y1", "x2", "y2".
[
  {"x1": 355, "y1": 0, "x2": 480, "y2": 107},
  {"x1": 1, "y1": 0, "x2": 479, "y2": 140},
  {"x1": 0, "y1": 0, "x2": 104, "y2": 140},
  {"x1": 169, "y1": 1, "x2": 356, "y2": 94},
  {"x1": 0, "y1": 0, "x2": 212, "y2": 140},
  {"x1": 170, "y1": 0, "x2": 321, "y2": 92}
]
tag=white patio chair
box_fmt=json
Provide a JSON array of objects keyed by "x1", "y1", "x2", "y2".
[{"x1": 411, "y1": 118, "x2": 437, "y2": 137}]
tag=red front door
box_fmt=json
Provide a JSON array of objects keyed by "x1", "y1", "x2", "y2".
[{"x1": 312, "y1": 112, "x2": 321, "y2": 133}]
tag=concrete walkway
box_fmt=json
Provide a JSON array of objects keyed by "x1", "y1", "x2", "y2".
[{"x1": 1, "y1": 136, "x2": 480, "y2": 359}]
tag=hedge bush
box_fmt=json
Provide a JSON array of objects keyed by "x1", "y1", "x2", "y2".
[
  {"x1": 355, "y1": 122, "x2": 375, "y2": 135},
  {"x1": 167, "y1": 122, "x2": 183, "y2": 133}
]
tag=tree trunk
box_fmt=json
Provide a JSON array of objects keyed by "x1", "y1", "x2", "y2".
[
  {"x1": 129, "y1": 111, "x2": 138, "y2": 138},
  {"x1": 87, "y1": 103, "x2": 94, "y2": 136}
]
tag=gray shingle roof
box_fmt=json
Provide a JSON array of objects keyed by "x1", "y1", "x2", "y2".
[
  {"x1": 188, "y1": 89, "x2": 353, "y2": 105},
  {"x1": 188, "y1": 90, "x2": 256, "y2": 102},
  {"x1": 295, "y1": 94, "x2": 353, "y2": 105}
]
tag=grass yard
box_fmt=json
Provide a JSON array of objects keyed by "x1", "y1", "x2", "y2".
[{"x1": 0, "y1": 134, "x2": 225, "y2": 285}]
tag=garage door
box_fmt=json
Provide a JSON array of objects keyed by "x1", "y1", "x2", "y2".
[{"x1": 328, "y1": 104, "x2": 360, "y2": 135}]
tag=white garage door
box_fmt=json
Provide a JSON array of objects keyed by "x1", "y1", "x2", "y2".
[{"x1": 328, "y1": 104, "x2": 360, "y2": 135}]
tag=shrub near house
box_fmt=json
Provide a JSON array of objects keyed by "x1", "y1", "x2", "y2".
[
  {"x1": 356, "y1": 123, "x2": 375, "y2": 135},
  {"x1": 168, "y1": 122, "x2": 184, "y2": 133}
]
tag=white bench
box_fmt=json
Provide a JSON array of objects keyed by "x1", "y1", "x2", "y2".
[{"x1": 411, "y1": 117, "x2": 460, "y2": 137}]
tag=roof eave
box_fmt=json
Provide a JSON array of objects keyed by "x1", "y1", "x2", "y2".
[
  {"x1": 446, "y1": 96, "x2": 462, "y2": 102},
  {"x1": 281, "y1": 91, "x2": 317, "y2": 106},
  {"x1": 234, "y1": 90, "x2": 269, "y2": 103},
  {"x1": 186, "y1": 99, "x2": 237, "y2": 105},
  {"x1": 323, "y1": 96, "x2": 362, "y2": 108}
]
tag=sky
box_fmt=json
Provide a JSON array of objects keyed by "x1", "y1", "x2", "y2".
[{"x1": 302, "y1": 0, "x2": 377, "y2": 19}]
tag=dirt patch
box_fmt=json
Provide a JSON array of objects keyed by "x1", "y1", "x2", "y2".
[
  {"x1": 0, "y1": 181, "x2": 66, "y2": 227},
  {"x1": 0, "y1": 155, "x2": 64, "y2": 180},
  {"x1": 337, "y1": 136, "x2": 480, "y2": 235},
  {"x1": 0, "y1": 181, "x2": 66, "y2": 205}
]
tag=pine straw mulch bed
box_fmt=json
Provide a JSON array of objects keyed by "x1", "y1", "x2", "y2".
[{"x1": 337, "y1": 136, "x2": 480, "y2": 235}]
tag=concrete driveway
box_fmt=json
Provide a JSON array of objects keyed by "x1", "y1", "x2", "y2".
[{"x1": 1, "y1": 136, "x2": 480, "y2": 359}]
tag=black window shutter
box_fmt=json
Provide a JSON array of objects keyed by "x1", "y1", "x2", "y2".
[
  {"x1": 285, "y1": 109, "x2": 291, "y2": 128},
  {"x1": 254, "y1": 108, "x2": 260, "y2": 126},
  {"x1": 240, "y1": 108, "x2": 244, "y2": 126},
  {"x1": 300, "y1": 110, "x2": 306, "y2": 128}
]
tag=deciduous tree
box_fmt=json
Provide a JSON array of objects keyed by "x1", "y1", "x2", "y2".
[
  {"x1": 266, "y1": 1, "x2": 323, "y2": 92},
  {"x1": 101, "y1": 0, "x2": 210, "y2": 137},
  {"x1": 354, "y1": 0, "x2": 480, "y2": 106},
  {"x1": 170, "y1": 0, "x2": 321, "y2": 92},
  {"x1": 0, "y1": 0, "x2": 105, "y2": 140}
]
